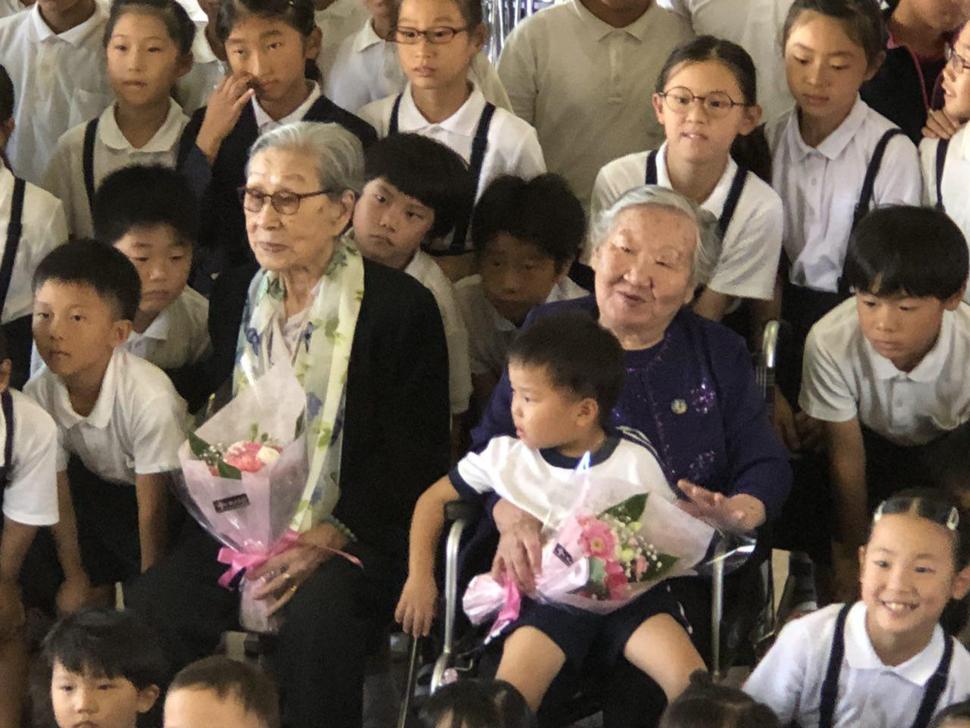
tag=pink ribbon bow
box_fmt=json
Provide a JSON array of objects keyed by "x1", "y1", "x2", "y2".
[{"x1": 217, "y1": 531, "x2": 300, "y2": 589}]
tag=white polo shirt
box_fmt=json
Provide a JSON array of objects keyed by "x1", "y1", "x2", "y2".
[
  {"x1": 174, "y1": 25, "x2": 227, "y2": 114},
  {"x1": 589, "y1": 143, "x2": 783, "y2": 301},
  {"x1": 0, "y1": 165, "x2": 67, "y2": 323},
  {"x1": 326, "y1": 20, "x2": 511, "y2": 113},
  {"x1": 745, "y1": 602, "x2": 970, "y2": 728},
  {"x1": 24, "y1": 348, "x2": 187, "y2": 484},
  {"x1": 799, "y1": 298, "x2": 970, "y2": 446},
  {"x1": 0, "y1": 0, "x2": 30, "y2": 18},
  {"x1": 1, "y1": 389, "x2": 59, "y2": 526},
  {"x1": 455, "y1": 274, "x2": 588, "y2": 378},
  {"x1": 404, "y1": 249, "x2": 472, "y2": 416},
  {"x1": 125, "y1": 287, "x2": 211, "y2": 370},
  {"x1": 657, "y1": 0, "x2": 794, "y2": 121},
  {"x1": 43, "y1": 98, "x2": 188, "y2": 239},
  {"x1": 496, "y1": 0, "x2": 692, "y2": 204},
  {"x1": 315, "y1": 0, "x2": 370, "y2": 78},
  {"x1": 0, "y1": 3, "x2": 113, "y2": 186},
  {"x1": 766, "y1": 96, "x2": 922, "y2": 293},
  {"x1": 253, "y1": 81, "x2": 321, "y2": 132},
  {"x1": 920, "y1": 127, "x2": 970, "y2": 304}
]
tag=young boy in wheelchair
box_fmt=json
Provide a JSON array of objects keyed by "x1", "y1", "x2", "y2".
[{"x1": 396, "y1": 310, "x2": 707, "y2": 712}]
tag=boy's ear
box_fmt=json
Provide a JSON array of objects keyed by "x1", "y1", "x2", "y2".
[
  {"x1": 136, "y1": 684, "x2": 160, "y2": 714},
  {"x1": 952, "y1": 564, "x2": 970, "y2": 601},
  {"x1": 469, "y1": 22, "x2": 486, "y2": 51},
  {"x1": 553, "y1": 255, "x2": 574, "y2": 284},
  {"x1": 739, "y1": 103, "x2": 762, "y2": 135},
  {"x1": 944, "y1": 287, "x2": 966, "y2": 311},
  {"x1": 864, "y1": 50, "x2": 886, "y2": 81},
  {"x1": 305, "y1": 26, "x2": 322, "y2": 60},
  {"x1": 112, "y1": 319, "x2": 133, "y2": 348},
  {"x1": 576, "y1": 397, "x2": 598, "y2": 427}
]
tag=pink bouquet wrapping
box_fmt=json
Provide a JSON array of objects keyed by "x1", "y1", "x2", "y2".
[
  {"x1": 463, "y1": 471, "x2": 719, "y2": 639},
  {"x1": 173, "y1": 362, "x2": 309, "y2": 634}
]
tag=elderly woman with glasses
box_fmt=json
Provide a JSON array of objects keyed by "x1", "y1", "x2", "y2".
[
  {"x1": 129, "y1": 122, "x2": 450, "y2": 728},
  {"x1": 471, "y1": 186, "x2": 792, "y2": 726}
]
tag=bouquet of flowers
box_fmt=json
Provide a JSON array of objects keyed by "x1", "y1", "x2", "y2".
[{"x1": 173, "y1": 361, "x2": 309, "y2": 634}]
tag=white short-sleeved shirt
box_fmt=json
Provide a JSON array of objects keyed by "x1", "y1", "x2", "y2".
[
  {"x1": 0, "y1": 3, "x2": 113, "y2": 186},
  {"x1": 589, "y1": 143, "x2": 783, "y2": 301},
  {"x1": 452, "y1": 432, "x2": 673, "y2": 527},
  {"x1": 657, "y1": 0, "x2": 794, "y2": 121},
  {"x1": 920, "y1": 128, "x2": 970, "y2": 304},
  {"x1": 0, "y1": 0, "x2": 30, "y2": 18},
  {"x1": 799, "y1": 298, "x2": 970, "y2": 446},
  {"x1": 745, "y1": 602, "x2": 970, "y2": 728},
  {"x1": 1, "y1": 389, "x2": 59, "y2": 526},
  {"x1": 496, "y1": 0, "x2": 692, "y2": 204},
  {"x1": 404, "y1": 250, "x2": 472, "y2": 416},
  {"x1": 125, "y1": 287, "x2": 211, "y2": 370},
  {"x1": 253, "y1": 81, "x2": 321, "y2": 132},
  {"x1": 315, "y1": 0, "x2": 370, "y2": 77},
  {"x1": 175, "y1": 25, "x2": 227, "y2": 114},
  {"x1": 24, "y1": 348, "x2": 187, "y2": 484},
  {"x1": 325, "y1": 20, "x2": 511, "y2": 112},
  {"x1": 0, "y1": 165, "x2": 67, "y2": 324},
  {"x1": 43, "y1": 98, "x2": 188, "y2": 239},
  {"x1": 455, "y1": 274, "x2": 588, "y2": 378},
  {"x1": 766, "y1": 96, "x2": 922, "y2": 293}
]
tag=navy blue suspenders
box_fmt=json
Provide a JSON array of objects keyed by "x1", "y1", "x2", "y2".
[
  {"x1": 0, "y1": 390, "x2": 15, "y2": 493},
  {"x1": 82, "y1": 117, "x2": 99, "y2": 218},
  {"x1": 643, "y1": 149, "x2": 748, "y2": 239},
  {"x1": 851, "y1": 128, "x2": 905, "y2": 230},
  {"x1": 816, "y1": 604, "x2": 954, "y2": 728},
  {"x1": 934, "y1": 138, "x2": 950, "y2": 213},
  {"x1": 0, "y1": 176, "x2": 26, "y2": 316},
  {"x1": 388, "y1": 93, "x2": 496, "y2": 253}
]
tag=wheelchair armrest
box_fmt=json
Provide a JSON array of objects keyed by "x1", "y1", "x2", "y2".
[{"x1": 444, "y1": 498, "x2": 483, "y2": 524}]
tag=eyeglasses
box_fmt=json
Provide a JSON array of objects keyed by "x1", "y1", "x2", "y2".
[
  {"x1": 390, "y1": 26, "x2": 470, "y2": 44},
  {"x1": 874, "y1": 495, "x2": 960, "y2": 531},
  {"x1": 945, "y1": 43, "x2": 970, "y2": 73},
  {"x1": 657, "y1": 86, "x2": 748, "y2": 118},
  {"x1": 237, "y1": 187, "x2": 334, "y2": 215}
]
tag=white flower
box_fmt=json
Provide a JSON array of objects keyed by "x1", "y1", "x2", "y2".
[{"x1": 257, "y1": 446, "x2": 281, "y2": 466}]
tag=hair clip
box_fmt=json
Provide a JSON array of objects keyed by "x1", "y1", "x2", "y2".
[{"x1": 947, "y1": 507, "x2": 960, "y2": 531}]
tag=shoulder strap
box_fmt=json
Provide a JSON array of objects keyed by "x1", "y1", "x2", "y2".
[
  {"x1": 388, "y1": 94, "x2": 403, "y2": 136},
  {"x1": 818, "y1": 604, "x2": 852, "y2": 728},
  {"x1": 934, "y1": 138, "x2": 950, "y2": 213},
  {"x1": 717, "y1": 166, "x2": 748, "y2": 240},
  {"x1": 0, "y1": 176, "x2": 25, "y2": 315},
  {"x1": 644, "y1": 150, "x2": 658, "y2": 185},
  {"x1": 450, "y1": 103, "x2": 497, "y2": 251},
  {"x1": 82, "y1": 117, "x2": 99, "y2": 217},
  {"x1": 910, "y1": 634, "x2": 955, "y2": 728},
  {"x1": 852, "y1": 128, "x2": 904, "y2": 230},
  {"x1": 1, "y1": 389, "x2": 13, "y2": 489}
]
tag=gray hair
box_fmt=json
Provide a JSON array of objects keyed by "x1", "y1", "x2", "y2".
[
  {"x1": 246, "y1": 121, "x2": 365, "y2": 196},
  {"x1": 590, "y1": 185, "x2": 721, "y2": 288}
]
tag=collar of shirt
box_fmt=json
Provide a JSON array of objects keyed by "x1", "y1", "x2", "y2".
[
  {"x1": 98, "y1": 97, "x2": 186, "y2": 153},
  {"x1": 50, "y1": 347, "x2": 121, "y2": 431},
  {"x1": 129, "y1": 306, "x2": 172, "y2": 345},
  {"x1": 353, "y1": 19, "x2": 384, "y2": 53},
  {"x1": 786, "y1": 95, "x2": 869, "y2": 162},
  {"x1": 845, "y1": 602, "x2": 947, "y2": 686},
  {"x1": 867, "y1": 308, "x2": 953, "y2": 382},
  {"x1": 400, "y1": 80, "x2": 487, "y2": 136},
  {"x1": 253, "y1": 82, "x2": 322, "y2": 132},
  {"x1": 403, "y1": 249, "x2": 434, "y2": 280},
  {"x1": 654, "y1": 141, "x2": 739, "y2": 217},
  {"x1": 568, "y1": 0, "x2": 658, "y2": 42},
  {"x1": 29, "y1": 1, "x2": 106, "y2": 45}
]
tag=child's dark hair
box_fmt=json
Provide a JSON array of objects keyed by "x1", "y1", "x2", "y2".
[
  {"x1": 844, "y1": 206, "x2": 968, "y2": 300},
  {"x1": 507, "y1": 310, "x2": 624, "y2": 428},
  {"x1": 782, "y1": 0, "x2": 887, "y2": 69},
  {"x1": 169, "y1": 657, "x2": 280, "y2": 728},
  {"x1": 104, "y1": 0, "x2": 196, "y2": 55},
  {"x1": 929, "y1": 699, "x2": 970, "y2": 728},
  {"x1": 33, "y1": 239, "x2": 141, "y2": 322},
  {"x1": 870, "y1": 488, "x2": 970, "y2": 569},
  {"x1": 0, "y1": 64, "x2": 13, "y2": 123},
  {"x1": 659, "y1": 671, "x2": 780, "y2": 728},
  {"x1": 363, "y1": 134, "x2": 475, "y2": 240},
  {"x1": 43, "y1": 609, "x2": 167, "y2": 691},
  {"x1": 93, "y1": 165, "x2": 200, "y2": 249},
  {"x1": 471, "y1": 174, "x2": 585, "y2": 271},
  {"x1": 390, "y1": 0, "x2": 483, "y2": 32},
  {"x1": 216, "y1": 0, "x2": 320, "y2": 80},
  {"x1": 420, "y1": 679, "x2": 535, "y2": 728}
]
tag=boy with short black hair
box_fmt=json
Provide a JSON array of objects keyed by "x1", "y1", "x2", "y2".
[
  {"x1": 800, "y1": 204, "x2": 970, "y2": 593},
  {"x1": 164, "y1": 656, "x2": 280, "y2": 728},
  {"x1": 24, "y1": 240, "x2": 187, "y2": 616},
  {"x1": 352, "y1": 133, "x2": 475, "y2": 426},
  {"x1": 44, "y1": 608, "x2": 167, "y2": 728},
  {"x1": 457, "y1": 174, "x2": 587, "y2": 407}
]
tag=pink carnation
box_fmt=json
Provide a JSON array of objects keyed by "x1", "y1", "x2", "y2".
[
  {"x1": 579, "y1": 518, "x2": 616, "y2": 560},
  {"x1": 604, "y1": 561, "x2": 629, "y2": 600},
  {"x1": 224, "y1": 441, "x2": 281, "y2": 473}
]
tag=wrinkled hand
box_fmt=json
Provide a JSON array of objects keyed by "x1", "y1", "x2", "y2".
[
  {"x1": 395, "y1": 573, "x2": 438, "y2": 637},
  {"x1": 922, "y1": 108, "x2": 961, "y2": 140},
  {"x1": 773, "y1": 393, "x2": 824, "y2": 453},
  {"x1": 0, "y1": 581, "x2": 25, "y2": 640},
  {"x1": 197, "y1": 73, "x2": 256, "y2": 161},
  {"x1": 247, "y1": 523, "x2": 348, "y2": 616},
  {"x1": 55, "y1": 573, "x2": 98, "y2": 616},
  {"x1": 676, "y1": 480, "x2": 766, "y2": 534},
  {"x1": 490, "y1": 499, "x2": 542, "y2": 594}
]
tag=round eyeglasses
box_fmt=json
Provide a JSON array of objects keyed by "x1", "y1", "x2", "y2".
[
  {"x1": 237, "y1": 187, "x2": 334, "y2": 216},
  {"x1": 945, "y1": 43, "x2": 970, "y2": 74},
  {"x1": 390, "y1": 26, "x2": 470, "y2": 44},
  {"x1": 657, "y1": 86, "x2": 748, "y2": 118}
]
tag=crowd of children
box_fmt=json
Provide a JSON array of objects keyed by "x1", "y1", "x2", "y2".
[{"x1": 0, "y1": 0, "x2": 968, "y2": 724}]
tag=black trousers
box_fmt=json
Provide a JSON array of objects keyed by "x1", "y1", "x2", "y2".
[{"x1": 125, "y1": 519, "x2": 400, "y2": 728}]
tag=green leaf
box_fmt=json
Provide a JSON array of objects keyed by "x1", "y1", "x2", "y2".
[
  {"x1": 604, "y1": 493, "x2": 647, "y2": 522},
  {"x1": 217, "y1": 460, "x2": 242, "y2": 480},
  {"x1": 188, "y1": 431, "x2": 212, "y2": 458},
  {"x1": 585, "y1": 558, "x2": 609, "y2": 599}
]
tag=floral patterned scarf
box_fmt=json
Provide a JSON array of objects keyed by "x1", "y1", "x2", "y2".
[{"x1": 233, "y1": 240, "x2": 364, "y2": 534}]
